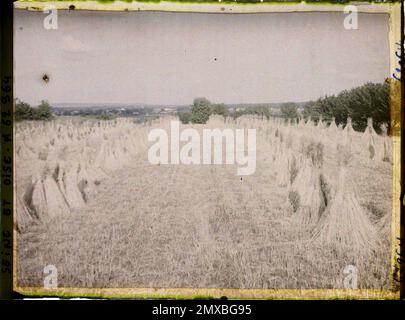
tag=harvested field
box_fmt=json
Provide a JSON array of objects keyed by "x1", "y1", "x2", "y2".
[{"x1": 16, "y1": 116, "x2": 393, "y2": 289}]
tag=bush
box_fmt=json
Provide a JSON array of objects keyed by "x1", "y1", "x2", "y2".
[
  {"x1": 96, "y1": 114, "x2": 115, "y2": 121},
  {"x1": 232, "y1": 110, "x2": 246, "y2": 120},
  {"x1": 191, "y1": 98, "x2": 211, "y2": 124},
  {"x1": 210, "y1": 103, "x2": 228, "y2": 117},
  {"x1": 178, "y1": 112, "x2": 192, "y2": 124},
  {"x1": 15, "y1": 100, "x2": 35, "y2": 121},
  {"x1": 231, "y1": 106, "x2": 271, "y2": 120},
  {"x1": 280, "y1": 102, "x2": 298, "y2": 119},
  {"x1": 15, "y1": 99, "x2": 54, "y2": 121},
  {"x1": 35, "y1": 100, "x2": 53, "y2": 120}
]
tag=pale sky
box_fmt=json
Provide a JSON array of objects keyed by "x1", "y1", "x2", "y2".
[{"x1": 15, "y1": 10, "x2": 390, "y2": 106}]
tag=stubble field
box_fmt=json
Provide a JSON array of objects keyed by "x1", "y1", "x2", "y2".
[{"x1": 16, "y1": 116, "x2": 393, "y2": 289}]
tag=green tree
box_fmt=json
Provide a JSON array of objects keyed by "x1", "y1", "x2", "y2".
[
  {"x1": 35, "y1": 100, "x2": 53, "y2": 120},
  {"x1": 302, "y1": 82, "x2": 389, "y2": 132},
  {"x1": 15, "y1": 99, "x2": 35, "y2": 121},
  {"x1": 232, "y1": 109, "x2": 246, "y2": 119},
  {"x1": 252, "y1": 106, "x2": 271, "y2": 119},
  {"x1": 191, "y1": 97, "x2": 211, "y2": 124},
  {"x1": 210, "y1": 103, "x2": 228, "y2": 117},
  {"x1": 15, "y1": 99, "x2": 54, "y2": 121},
  {"x1": 178, "y1": 112, "x2": 192, "y2": 124},
  {"x1": 280, "y1": 102, "x2": 298, "y2": 119}
]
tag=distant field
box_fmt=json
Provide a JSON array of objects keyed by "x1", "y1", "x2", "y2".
[{"x1": 16, "y1": 116, "x2": 393, "y2": 289}]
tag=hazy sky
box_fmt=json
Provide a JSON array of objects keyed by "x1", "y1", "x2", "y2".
[{"x1": 15, "y1": 10, "x2": 389, "y2": 105}]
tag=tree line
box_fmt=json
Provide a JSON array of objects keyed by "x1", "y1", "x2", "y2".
[
  {"x1": 302, "y1": 81, "x2": 390, "y2": 133},
  {"x1": 16, "y1": 80, "x2": 389, "y2": 131},
  {"x1": 178, "y1": 98, "x2": 275, "y2": 124},
  {"x1": 15, "y1": 99, "x2": 54, "y2": 121},
  {"x1": 180, "y1": 81, "x2": 390, "y2": 133}
]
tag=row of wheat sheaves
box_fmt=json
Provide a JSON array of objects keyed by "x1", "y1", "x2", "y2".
[{"x1": 16, "y1": 116, "x2": 392, "y2": 254}]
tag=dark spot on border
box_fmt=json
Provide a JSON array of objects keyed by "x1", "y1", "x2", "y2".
[{"x1": 69, "y1": 5, "x2": 75, "y2": 10}]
